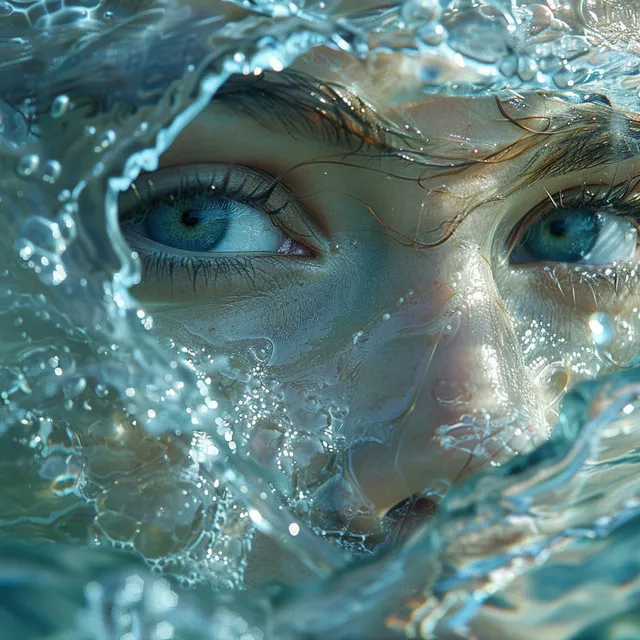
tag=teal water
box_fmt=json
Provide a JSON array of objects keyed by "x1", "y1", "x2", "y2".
[{"x1": 1, "y1": 1, "x2": 640, "y2": 638}]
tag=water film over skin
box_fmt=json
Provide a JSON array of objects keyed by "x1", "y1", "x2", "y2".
[
  {"x1": 1, "y1": 1, "x2": 640, "y2": 639},
  {"x1": 123, "y1": 61, "x2": 640, "y2": 545}
]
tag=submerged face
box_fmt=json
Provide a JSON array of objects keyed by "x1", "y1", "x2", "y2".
[{"x1": 117, "y1": 46, "x2": 640, "y2": 559}]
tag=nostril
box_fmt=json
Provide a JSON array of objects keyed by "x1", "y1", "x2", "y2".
[
  {"x1": 383, "y1": 494, "x2": 438, "y2": 546},
  {"x1": 385, "y1": 495, "x2": 438, "y2": 520},
  {"x1": 411, "y1": 496, "x2": 438, "y2": 518}
]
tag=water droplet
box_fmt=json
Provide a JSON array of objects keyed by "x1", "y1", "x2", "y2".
[
  {"x1": 95, "y1": 129, "x2": 116, "y2": 152},
  {"x1": 588, "y1": 312, "x2": 614, "y2": 346},
  {"x1": 517, "y1": 55, "x2": 538, "y2": 82},
  {"x1": 42, "y1": 159, "x2": 61, "y2": 183},
  {"x1": 50, "y1": 94, "x2": 70, "y2": 118},
  {"x1": 447, "y1": 7, "x2": 509, "y2": 64},
  {"x1": 17, "y1": 153, "x2": 40, "y2": 176}
]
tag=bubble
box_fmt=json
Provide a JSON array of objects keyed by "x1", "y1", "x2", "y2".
[
  {"x1": 50, "y1": 94, "x2": 71, "y2": 119},
  {"x1": 589, "y1": 312, "x2": 615, "y2": 346},
  {"x1": 17, "y1": 153, "x2": 40, "y2": 176},
  {"x1": 517, "y1": 55, "x2": 539, "y2": 82},
  {"x1": 42, "y1": 159, "x2": 62, "y2": 183},
  {"x1": 95, "y1": 129, "x2": 117, "y2": 152},
  {"x1": 446, "y1": 7, "x2": 510, "y2": 64}
]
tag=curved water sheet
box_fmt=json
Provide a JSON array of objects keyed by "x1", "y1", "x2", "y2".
[{"x1": 0, "y1": 1, "x2": 640, "y2": 639}]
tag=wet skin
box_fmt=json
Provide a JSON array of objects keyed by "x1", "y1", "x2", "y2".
[{"x1": 119, "y1": 44, "x2": 640, "y2": 561}]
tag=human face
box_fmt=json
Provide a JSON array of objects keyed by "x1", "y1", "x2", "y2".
[{"x1": 119, "y1": 47, "x2": 640, "y2": 559}]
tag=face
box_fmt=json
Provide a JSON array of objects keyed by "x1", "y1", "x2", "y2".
[{"x1": 117, "y1": 45, "x2": 640, "y2": 574}]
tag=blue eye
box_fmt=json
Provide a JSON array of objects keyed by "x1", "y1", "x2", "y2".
[
  {"x1": 144, "y1": 198, "x2": 232, "y2": 252},
  {"x1": 510, "y1": 208, "x2": 638, "y2": 265},
  {"x1": 120, "y1": 164, "x2": 315, "y2": 264},
  {"x1": 126, "y1": 189, "x2": 290, "y2": 255}
]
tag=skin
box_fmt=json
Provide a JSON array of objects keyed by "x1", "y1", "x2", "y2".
[{"x1": 119, "y1": 44, "x2": 640, "y2": 576}]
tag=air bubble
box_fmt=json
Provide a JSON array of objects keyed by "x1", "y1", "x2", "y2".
[
  {"x1": 517, "y1": 55, "x2": 538, "y2": 82},
  {"x1": 42, "y1": 159, "x2": 61, "y2": 183},
  {"x1": 17, "y1": 153, "x2": 40, "y2": 176},
  {"x1": 50, "y1": 94, "x2": 71, "y2": 118},
  {"x1": 95, "y1": 129, "x2": 116, "y2": 152},
  {"x1": 589, "y1": 312, "x2": 614, "y2": 347},
  {"x1": 446, "y1": 8, "x2": 510, "y2": 64}
]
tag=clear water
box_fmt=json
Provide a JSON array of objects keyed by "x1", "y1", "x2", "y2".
[{"x1": 0, "y1": 1, "x2": 640, "y2": 639}]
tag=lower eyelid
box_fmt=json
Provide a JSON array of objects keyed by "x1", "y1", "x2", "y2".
[
  {"x1": 506, "y1": 262, "x2": 640, "y2": 312},
  {"x1": 129, "y1": 239, "x2": 320, "y2": 297}
]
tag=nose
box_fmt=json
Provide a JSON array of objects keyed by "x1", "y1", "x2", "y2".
[{"x1": 344, "y1": 253, "x2": 547, "y2": 519}]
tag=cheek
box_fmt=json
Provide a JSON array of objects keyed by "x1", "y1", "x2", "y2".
[
  {"x1": 495, "y1": 263, "x2": 640, "y2": 410},
  {"x1": 148, "y1": 249, "x2": 449, "y2": 435}
]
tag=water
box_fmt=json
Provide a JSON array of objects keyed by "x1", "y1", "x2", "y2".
[{"x1": 0, "y1": 1, "x2": 640, "y2": 638}]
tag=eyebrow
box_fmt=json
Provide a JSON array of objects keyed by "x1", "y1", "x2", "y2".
[
  {"x1": 212, "y1": 69, "x2": 412, "y2": 154},
  {"x1": 214, "y1": 73, "x2": 640, "y2": 188},
  {"x1": 508, "y1": 101, "x2": 640, "y2": 189}
]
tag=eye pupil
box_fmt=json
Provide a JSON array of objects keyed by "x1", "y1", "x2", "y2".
[
  {"x1": 549, "y1": 219, "x2": 568, "y2": 237},
  {"x1": 511, "y1": 209, "x2": 603, "y2": 264},
  {"x1": 181, "y1": 210, "x2": 201, "y2": 228}
]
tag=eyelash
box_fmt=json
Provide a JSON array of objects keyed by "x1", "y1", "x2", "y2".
[
  {"x1": 121, "y1": 170, "x2": 306, "y2": 290},
  {"x1": 507, "y1": 174, "x2": 640, "y2": 253},
  {"x1": 122, "y1": 171, "x2": 289, "y2": 226},
  {"x1": 214, "y1": 73, "x2": 395, "y2": 152}
]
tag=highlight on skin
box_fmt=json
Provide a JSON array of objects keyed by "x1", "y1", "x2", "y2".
[{"x1": 112, "y1": 65, "x2": 640, "y2": 569}]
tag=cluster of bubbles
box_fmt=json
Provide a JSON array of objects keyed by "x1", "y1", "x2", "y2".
[{"x1": 0, "y1": 0, "x2": 639, "y2": 639}]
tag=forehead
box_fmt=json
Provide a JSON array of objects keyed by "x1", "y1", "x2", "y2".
[{"x1": 289, "y1": 48, "x2": 574, "y2": 150}]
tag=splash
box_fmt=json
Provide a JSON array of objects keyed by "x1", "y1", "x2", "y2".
[{"x1": 0, "y1": 1, "x2": 639, "y2": 639}]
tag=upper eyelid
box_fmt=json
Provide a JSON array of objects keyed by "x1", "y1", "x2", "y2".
[
  {"x1": 504, "y1": 179, "x2": 640, "y2": 253},
  {"x1": 121, "y1": 165, "x2": 283, "y2": 214},
  {"x1": 119, "y1": 163, "x2": 329, "y2": 252}
]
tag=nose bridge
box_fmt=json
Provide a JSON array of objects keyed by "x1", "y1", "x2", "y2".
[
  {"x1": 415, "y1": 253, "x2": 545, "y2": 457},
  {"x1": 347, "y1": 250, "x2": 547, "y2": 517},
  {"x1": 440, "y1": 252, "x2": 540, "y2": 422}
]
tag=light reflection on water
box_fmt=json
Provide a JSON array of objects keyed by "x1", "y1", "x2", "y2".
[{"x1": 1, "y1": 1, "x2": 640, "y2": 639}]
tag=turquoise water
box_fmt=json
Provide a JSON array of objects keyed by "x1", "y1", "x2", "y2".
[{"x1": 1, "y1": 1, "x2": 640, "y2": 638}]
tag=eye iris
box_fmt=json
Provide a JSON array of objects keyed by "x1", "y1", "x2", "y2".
[
  {"x1": 522, "y1": 209, "x2": 601, "y2": 263},
  {"x1": 145, "y1": 198, "x2": 231, "y2": 251}
]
